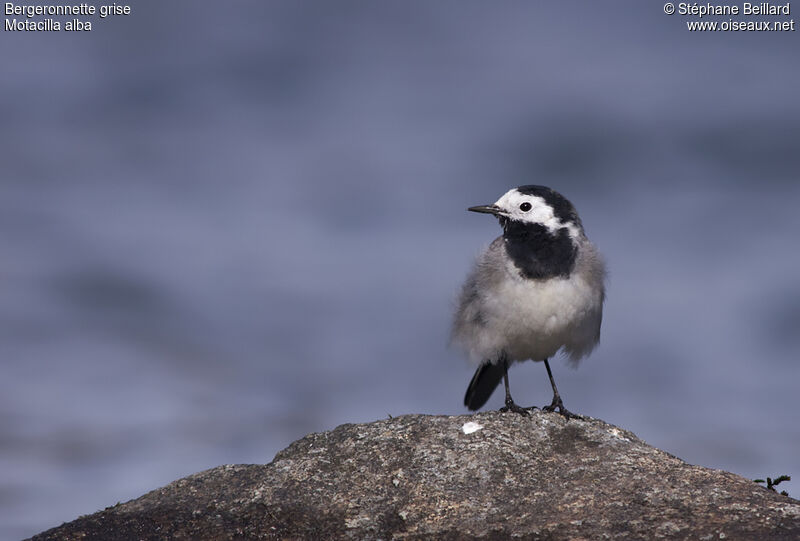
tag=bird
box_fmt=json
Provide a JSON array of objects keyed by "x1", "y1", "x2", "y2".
[{"x1": 451, "y1": 185, "x2": 606, "y2": 418}]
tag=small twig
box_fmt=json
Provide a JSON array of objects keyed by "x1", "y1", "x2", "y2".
[{"x1": 755, "y1": 474, "x2": 791, "y2": 496}]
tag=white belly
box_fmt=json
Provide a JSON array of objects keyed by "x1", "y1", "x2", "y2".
[{"x1": 465, "y1": 273, "x2": 601, "y2": 364}]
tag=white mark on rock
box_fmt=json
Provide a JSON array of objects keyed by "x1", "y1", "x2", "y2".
[
  {"x1": 462, "y1": 421, "x2": 483, "y2": 434},
  {"x1": 780, "y1": 504, "x2": 800, "y2": 518},
  {"x1": 608, "y1": 427, "x2": 631, "y2": 442}
]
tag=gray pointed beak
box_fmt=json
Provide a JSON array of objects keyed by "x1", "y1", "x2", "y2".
[{"x1": 468, "y1": 205, "x2": 502, "y2": 215}]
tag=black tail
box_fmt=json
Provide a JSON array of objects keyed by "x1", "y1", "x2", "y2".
[{"x1": 464, "y1": 362, "x2": 504, "y2": 411}]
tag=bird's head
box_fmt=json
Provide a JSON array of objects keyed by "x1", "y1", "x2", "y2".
[{"x1": 468, "y1": 185, "x2": 583, "y2": 239}]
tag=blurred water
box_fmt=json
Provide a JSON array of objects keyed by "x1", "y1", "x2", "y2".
[{"x1": 2, "y1": 2, "x2": 800, "y2": 538}]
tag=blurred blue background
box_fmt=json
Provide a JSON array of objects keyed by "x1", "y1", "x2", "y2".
[{"x1": 2, "y1": 1, "x2": 799, "y2": 537}]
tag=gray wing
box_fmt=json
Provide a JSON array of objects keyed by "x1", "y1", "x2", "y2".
[
  {"x1": 450, "y1": 237, "x2": 506, "y2": 356},
  {"x1": 563, "y1": 238, "x2": 607, "y2": 363}
]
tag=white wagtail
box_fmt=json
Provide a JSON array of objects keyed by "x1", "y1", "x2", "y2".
[{"x1": 451, "y1": 185, "x2": 606, "y2": 418}]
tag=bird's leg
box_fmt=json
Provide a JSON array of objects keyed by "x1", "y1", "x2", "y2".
[
  {"x1": 542, "y1": 358, "x2": 581, "y2": 420},
  {"x1": 498, "y1": 356, "x2": 529, "y2": 416}
]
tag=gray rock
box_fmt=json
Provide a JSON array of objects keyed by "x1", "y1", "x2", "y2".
[{"x1": 29, "y1": 412, "x2": 800, "y2": 540}]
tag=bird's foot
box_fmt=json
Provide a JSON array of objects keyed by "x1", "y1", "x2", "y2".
[
  {"x1": 500, "y1": 398, "x2": 530, "y2": 416},
  {"x1": 543, "y1": 396, "x2": 583, "y2": 420}
]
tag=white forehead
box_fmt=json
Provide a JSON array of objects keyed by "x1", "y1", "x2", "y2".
[{"x1": 494, "y1": 188, "x2": 580, "y2": 238}]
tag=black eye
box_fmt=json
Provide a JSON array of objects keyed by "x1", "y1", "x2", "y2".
[{"x1": 519, "y1": 202, "x2": 532, "y2": 212}]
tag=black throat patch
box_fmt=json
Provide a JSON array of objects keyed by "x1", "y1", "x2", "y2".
[{"x1": 500, "y1": 217, "x2": 577, "y2": 279}]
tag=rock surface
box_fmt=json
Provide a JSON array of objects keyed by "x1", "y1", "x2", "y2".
[{"x1": 30, "y1": 412, "x2": 800, "y2": 540}]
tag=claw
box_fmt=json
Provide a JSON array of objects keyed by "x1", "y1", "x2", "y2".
[
  {"x1": 500, "y1": 400, "x2": 530, "y2": 416},
  {"x1": 543, "y1": 396, "x2": 583, "y2": 420}
]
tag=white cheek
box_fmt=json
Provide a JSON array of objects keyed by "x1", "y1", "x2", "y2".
[
  {"x1": 527, "y1": 206, "x2": 553, "y2": 223},
  {"x1": 511, "y1": 206, "x2": 562, "y2": 231}
]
